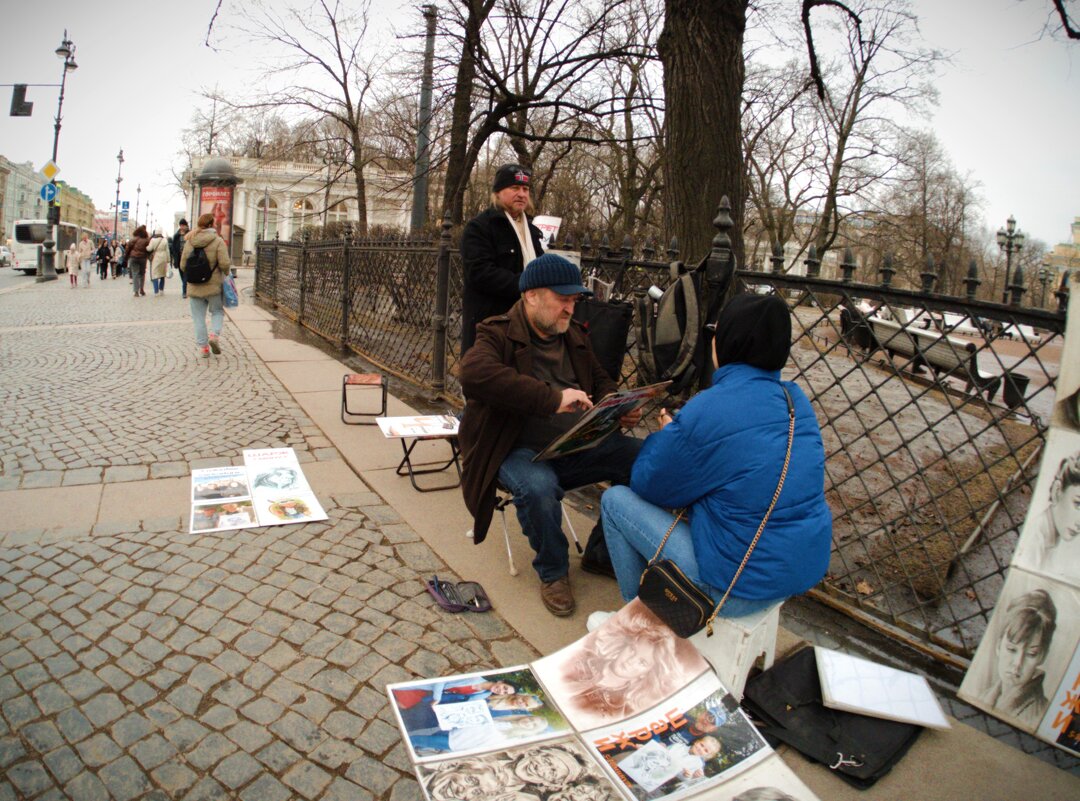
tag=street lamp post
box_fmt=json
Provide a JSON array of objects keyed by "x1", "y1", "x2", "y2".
[
  {"x1": 38, "y1": 31, "x2": 78, "y2": 283},
  {"x1": 113, "y1": 149, "x2": 124, "y2": 242},
  {"x1": 1038, "y1": 264, "x2": 1052, "y2": 308},
  {"x1": 135, "y1": 184, "x2": 142, "y2": 228},
  {"x1": 996, "y1": 215, "x2": 1026, "y2": 303}
]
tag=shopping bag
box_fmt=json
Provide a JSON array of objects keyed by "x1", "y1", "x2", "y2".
[{"x1": 222, "y1": 274, "x2": 240, "y2": 308}]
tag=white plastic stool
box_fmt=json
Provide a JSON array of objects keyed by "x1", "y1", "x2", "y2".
[{"x1": 688, "y1": 602, "x2": 781, "y2": 700}]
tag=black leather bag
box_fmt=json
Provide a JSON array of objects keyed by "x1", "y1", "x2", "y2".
[
  {"x1": 572, "y1": 297, "x2": 633, "y2": 382},
  {"x1": 741, "y1": 646, "x2": 922, "y2": 788},
  {"x1": 639, "y1": 387, "x2": 795, "y2": 638}
]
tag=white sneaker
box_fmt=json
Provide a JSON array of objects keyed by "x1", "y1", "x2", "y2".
[{"x1": 586, "y1": 610, "x2": 616, "y2": 633}]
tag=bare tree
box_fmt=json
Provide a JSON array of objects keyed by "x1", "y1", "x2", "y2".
[
  {"x1": 437, "y1": 0, "x2": 648, "y2": 224},
  {"x1": 226, "y1": 0, "x2": 384, "y2": 233}
]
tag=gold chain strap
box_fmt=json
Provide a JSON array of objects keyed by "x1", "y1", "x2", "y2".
[{"x1": 648, "y1": 387, "x2": 796, "y2": 637}]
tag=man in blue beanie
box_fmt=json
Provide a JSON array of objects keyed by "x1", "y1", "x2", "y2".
[{"x1": 458, "y1": 254, "x2": 642, "y2": 616}]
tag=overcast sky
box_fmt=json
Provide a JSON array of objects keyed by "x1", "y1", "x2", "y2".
[{"x1": 0, "y1": 0, "x2": 1076, "y2": 247}]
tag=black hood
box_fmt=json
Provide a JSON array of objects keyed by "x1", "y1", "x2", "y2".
[{"x1": 712, "y1": 293, "x2": 791, "y2": 371}]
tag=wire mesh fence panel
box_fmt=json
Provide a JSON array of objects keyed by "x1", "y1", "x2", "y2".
[
  {"x1": 301, "y1": 240, "x2": 346, "y2": 344},
  {"x1": 274, "y1": 242, "x2": 303, "y2": 323},
  {"x1": 740, "y1": 269, "x2": 1066, "y2": 662},
  {"x1": 344, "y1": 240, "x2": 441, "y2": 387}
]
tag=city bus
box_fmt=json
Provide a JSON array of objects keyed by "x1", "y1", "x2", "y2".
[{"x1": 9, "y1": 219, "x2": 94, "y2": 274}]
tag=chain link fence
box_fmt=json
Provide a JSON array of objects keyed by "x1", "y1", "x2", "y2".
[{"x1": 254, "y1": 222, "x2": 1070, "y2": 665}]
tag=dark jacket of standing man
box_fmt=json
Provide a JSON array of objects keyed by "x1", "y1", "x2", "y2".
[
  {"x1": 460, "y1": 164, "x2": 545, "y2": 355},
  {"x1": 170, "y1": 219, "x2": 190, "y2": 298}
]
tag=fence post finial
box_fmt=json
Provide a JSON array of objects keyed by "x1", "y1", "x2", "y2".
[
  {"x1": 1008, "y1": 263, "x2": 1027, "y2": 306},
  {"x1": 880, "y1": 253, "x2": 895, "y2": 287},
  {"x1": 840, "y1": 247, "x2": 856, "y2": 283},
  {"x1": 921, "y1": 253, "x2": 937, "y2": 293},
  {"x1": 805, "y1": 244, "x2": 821, "y2": 278},
  {"x1": 1056, "y1": 269, "x2": 1071, "y2": 313},
  {"x1": 621, "y1": 235, "x2": 633, "y2": 255},
  {"x1": 963, "y1": 258, "x2": 981, "y2": 300},
  {"x1": 582, "y1": 232, "x2": 592, "y2": 254},
  {"x1": 667, "y1": 236, "x2": 679, "y2": 262},
  {"x1": 770, "y1": 240, "x2": 784, "y2": 274}
]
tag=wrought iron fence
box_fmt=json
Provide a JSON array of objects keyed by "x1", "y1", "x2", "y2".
[{"x1": 254, "y1": 212, "x2": 1071, "y2": 666}]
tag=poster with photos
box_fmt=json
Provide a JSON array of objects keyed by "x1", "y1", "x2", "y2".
[
  {"x1": 389, "y1": 605, "x2": 820, "y2": 801},
  {"x1": 189, "y1": 448, "x2": 327, "y2": 533}
]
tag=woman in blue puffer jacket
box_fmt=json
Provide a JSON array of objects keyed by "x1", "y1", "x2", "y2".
[{"x1": 600, "y1": 293, "x2": 832, "y2": 620}]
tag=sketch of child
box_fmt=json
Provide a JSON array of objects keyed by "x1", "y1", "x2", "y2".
[
  {"x1": 976, "y1": 589, "x2": 1057, "y2": 729},
  {"x1": 510, "y1": 743, "x2": 586, "y2": 792}
]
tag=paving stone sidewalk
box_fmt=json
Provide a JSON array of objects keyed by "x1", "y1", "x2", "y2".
[{"x1": 0, "y1": 277, "x2": 538, "y2": 799}]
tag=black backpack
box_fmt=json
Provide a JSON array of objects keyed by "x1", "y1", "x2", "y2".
[
  {"x1": 185, "y1": 245, "x2": 214, "y2": 284},
  {"x1": 635, "y1": 264, "x2": 703, "y2": 394}
]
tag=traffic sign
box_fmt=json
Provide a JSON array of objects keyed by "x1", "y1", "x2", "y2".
[
  {"x1": 40, "y1": 183, "x2": 58, "y2": 202},
  {"x1": 121, "y1": 211, "x2": 129, "y2": 222},
  {"x1": 41, "y1": 160, "x2": 60, "y2": 181},
  {"x1": 121, "y1": 201, "x2": 129, "y2": 210}
]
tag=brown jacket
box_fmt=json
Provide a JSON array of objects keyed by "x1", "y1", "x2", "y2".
[
  {"x1": 459, "y1": 299, "x2": 617, "y2": 544},
  {"x1": 179, "y1": 227, "x2": 231, "y2": 300}
]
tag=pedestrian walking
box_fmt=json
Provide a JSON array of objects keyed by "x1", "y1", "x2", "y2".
[
  {"x1": 77, "y1": 233, "x2": 94, "y2": 287},
  {"x1": 126, "y1": 225, "x2": 150, "y2": 297},
  {"x1": 96, "y1": 240, "x2": 111, "y2": 280},
  {"x1": 110, "y1": 241, "x2": 122, "y2": 278},
  {"x1": 170, "y1": 219, "x2": 190, "y2": 299},
  {"x1": 65, "y1": 243, "x2": 78, "y2": 286},
  {"x1": 147, "y1": 229, "x2": 170, "y2": 295},
  {"x1": 180, "y1": 213, "x2": 231, "y2": 358}
]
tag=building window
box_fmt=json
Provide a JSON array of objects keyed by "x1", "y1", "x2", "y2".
[
  {"x1": 257, "y1": 196, "x2": 278, "y2": 239},
  {"x1": 326, "y1": 200, "x2": 350, "y2": 226},
  {"x1": 292, "y1": 199, "x2": 314, "y2": 232}
]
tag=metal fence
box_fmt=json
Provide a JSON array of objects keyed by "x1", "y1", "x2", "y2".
[{"x1": 254, "y1": 212, "x2": 1071, "y2": 666}]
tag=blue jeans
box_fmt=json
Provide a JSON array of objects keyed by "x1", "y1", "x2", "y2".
[
  {"x1": 601, "y1": 485, "x2": 779, "y2": 617},
  {"x1": 189, "y1": 293, "x2": 224, "y2": 347},
  {"x1": 152, "y1": 277, "x2": 165, "y2": 293},
  {"x1": 497, "y1": 434, "x2": 642, "y2": 582}
]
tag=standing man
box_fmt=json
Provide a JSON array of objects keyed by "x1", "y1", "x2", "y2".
[
  {"x1": 460, "y1": 164, "x2": 545, "y2": 355},
  {"x1": 458, "y1": 254, "x2": 642, "y2": 617},
  {"x1": 171, "y1": 219, "x2": 190, "y2": 299}
]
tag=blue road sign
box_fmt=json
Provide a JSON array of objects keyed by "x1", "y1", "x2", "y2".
[
  {"x1": 40, "y1": 183, "x2": 57, "y2": 202},
  {"x1": 121, "y1": 201, "x2": 129, "y2": 210},
  {"x1": 121, "y1": 211, "x2": 129, "y2": 222}
]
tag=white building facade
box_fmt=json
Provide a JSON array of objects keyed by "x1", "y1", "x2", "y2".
[{"x1": 180, "y1": 156, "x2": 412, "y2": 259}]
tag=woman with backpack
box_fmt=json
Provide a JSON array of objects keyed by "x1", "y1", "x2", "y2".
[
  {"x1": 179, "y1": 213, "x2": 231, "y2": 358},
  {"x1": 126, "y1": 225, "x2": 151, "y2": 296},
  {"x1": 147, "y1": 229, "x2": 170, "y2": 296}
]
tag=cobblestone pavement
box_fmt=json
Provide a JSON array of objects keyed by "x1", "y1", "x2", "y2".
[{"x1": 0, "y1": 277, "x2": 538, "y2": 799}]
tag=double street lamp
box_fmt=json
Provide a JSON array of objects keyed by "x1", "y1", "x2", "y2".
[
  {"x1": 39, "y1": 31, "x2": 78, "y2": 282},
  {"x1": 997, "y1": 215, "x2": 1026, "y2": 303},
  {"x1": 1038, "y1": 264, "x2": 1053, "y2": 308}
]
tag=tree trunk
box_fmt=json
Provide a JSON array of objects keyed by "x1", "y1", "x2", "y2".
[
  {"x1": 658, "y1": 0, "x2": 747, "y2": 266},
  {"x1": 441, "y1": 0, "x2": 495, "y2": 225}
]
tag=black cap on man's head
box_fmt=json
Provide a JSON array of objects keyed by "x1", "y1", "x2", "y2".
[
  {"x1": 493, "y1": 164, "x2": 531, "y2": 193},
  {"x1": 178, "y1": 219, "x2": 189, "y2": 227}
]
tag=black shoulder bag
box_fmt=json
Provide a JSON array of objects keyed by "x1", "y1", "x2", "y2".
[{"x1": 638, "y1": 386, "x2": 795, "y2": 638}]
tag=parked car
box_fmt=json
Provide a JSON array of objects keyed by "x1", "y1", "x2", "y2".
[{"x1": 0, "y1": 245, "x2": 11, "y2": 268}]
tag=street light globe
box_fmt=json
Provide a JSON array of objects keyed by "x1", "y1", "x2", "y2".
[
  {"x1": 55, "y1": 39, "x2": 72, "y2": 60},
  {"x1": 1014, "y1": 231, "x2": 1025, "y2": 249},
  {"x1": 996, "y1": 229, "x2": 1008, "y2": 247},
  {"x1": 65, "y1": 57, "x2": 78, "y2": 72}
]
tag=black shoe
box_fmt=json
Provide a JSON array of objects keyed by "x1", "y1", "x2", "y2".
[{"x1": 581, "y1": 550, "x2": 616, "y2": 579}]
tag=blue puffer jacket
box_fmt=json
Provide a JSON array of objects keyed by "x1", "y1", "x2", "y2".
[{"x1": 630, "y1": 363, "x2": 832, "y2": 600}]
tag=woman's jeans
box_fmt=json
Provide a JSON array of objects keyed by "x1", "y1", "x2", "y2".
[
  {"x1": 152, "y1": 277, "x2": 165, "y2": 293},
  {"x1": 189, "y1": 293, "x2": 224, "y2": 347},
  {"x1": 80, "y1": 259, "x2": 92, "y2": 286},
  {"x1": 601, "y1": 485, "x2": 779, "y2": 618},
  {"x1": 129, "y1": 259, "x2": 147, "y2": 294}
]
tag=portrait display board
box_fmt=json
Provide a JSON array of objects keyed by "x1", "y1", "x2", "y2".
[
  {"x1": 189, "y1": 448, "x2": 327, "y2": 533},
  {"x1": 198, "y1": 185, "x2": 234, "y2": 251},
  {"x1": 388, "y1": 600, "x2": 822, "y2": 801},
  {"x1": 959, "y1": 276, "x2": 1080, "y2": 755}
]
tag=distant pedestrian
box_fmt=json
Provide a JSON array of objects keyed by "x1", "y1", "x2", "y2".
[
  {"x1": 65, "y1": 243, "x2": 78, "y2": 286},
  {"x1": 147, "y1": 229, "x2": 170, "y2": 296},
  {"x1": 180, "y1": 212, "x2": 231, "y2": 358},
  {"x1": 96, "y1": 240, "x2": 111, "y2": 280},
  {"x1": 110, "y1": 241, "x2": 122, "y2": 278},
  {"x1": 77, "y1": 233, "x2": 94, "y2": 287},
  {"x1": 126, "y1": 225, "x2": 150, "y2": 297},
  {"x1": 171, "y1": 219, "x2": 190, "y2": 299}
]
